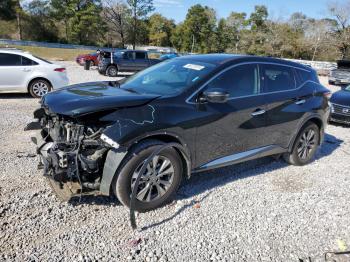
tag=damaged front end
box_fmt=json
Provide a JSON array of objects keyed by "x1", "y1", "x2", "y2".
[{"x1": 27, "y1": 107, "x2": 111, "y2": 201}]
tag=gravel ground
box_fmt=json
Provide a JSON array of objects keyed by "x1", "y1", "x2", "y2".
[{"x1": 0, "y1": 62, "x2": 350, "y2": 262}]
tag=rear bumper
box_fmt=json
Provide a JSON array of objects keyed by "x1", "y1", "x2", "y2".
[
  {"x1": 50, "y1": 74, "x2": 69, "y2": 90},
  {"x1": 76, "y1": 58, "x2": 85, "y2": 66}
]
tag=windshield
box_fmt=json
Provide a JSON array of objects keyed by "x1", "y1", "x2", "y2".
[
  {"x1": 345, "y1": 85, "x2": 350, "y2": 91},
  {"x1": 120, "y1": 58, "x2": 216, "y2": 95}
]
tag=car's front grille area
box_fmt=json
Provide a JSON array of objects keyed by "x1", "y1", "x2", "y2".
[{"x1": 332, "y1": 103, "x2": 350, "y2": 116}]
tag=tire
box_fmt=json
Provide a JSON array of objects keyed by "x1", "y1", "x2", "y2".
[
  {"x1": 106, "y1": 65, "x2": 118, "y2": 77},
  {"x1": 28, "y1": 79, "x2": 51, "y2": 98},
  {"x1": 113, "y1": 140, "x2": 183, "y2": 212},
  {"x1": 84, "y1": 60, "x2": 91, "y2": 70},
  {"x1": 283, "y1": 122, "x2": 320, "y2": 166}
]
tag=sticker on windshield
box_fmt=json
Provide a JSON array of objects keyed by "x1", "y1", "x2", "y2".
[{"x1": 183, "y1": 64, "x2": 205, "y2": 71}]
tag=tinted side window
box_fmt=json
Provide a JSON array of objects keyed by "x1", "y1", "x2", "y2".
[
  {"x1": 262, "y1": 64, "x2": 296, "y2": 92},
  {"x1": 0, "y1": 53, "x2": 22, "y2": 66},
  {"x1": 123, "y1": 52, "x2": 134, "y2": 59},
  {"x1": 127, "y1": 52, "x2": 134, "y2": 59},
  {"x1": 21, "y1": 56, "x2": 38, "y2": 66},
  {"x1": 135, "y1": 52, "x2": 146, "y2": 59},
  {"x1": 296, "y1": 69, "x2": 311, "y2": 85},
  {"x1": 205, "y1": 64, "x2": 259, "y2": 97}
]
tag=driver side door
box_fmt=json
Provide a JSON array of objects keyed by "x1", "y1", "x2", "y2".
[{"x1": 194, "y1": 63, "x2": 269, "y2": 168}]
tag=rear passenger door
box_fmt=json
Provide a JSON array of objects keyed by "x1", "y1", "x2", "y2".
[
  {"x1": 119, "y1": 51, "x2": 135, "y2": 71},
  {"x1": 261, "y1": 64, "x2": 311, "y2": 148},
  {"x1": 134, "y1": 52, "x2": 149, "y2": 71}
]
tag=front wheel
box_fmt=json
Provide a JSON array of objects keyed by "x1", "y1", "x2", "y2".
[
  {"x1": 283, "y1": 123, "x2": 320, "y2": 166},
  {"x1": 29, "y1": 79, "x2": 51, "y2": 98},
  {"x1": 114, "y1": 140, "x2": 183, "y2": 212},
  {"x1": 106, "y1": 65, "x2": 118, "y2": 77}
]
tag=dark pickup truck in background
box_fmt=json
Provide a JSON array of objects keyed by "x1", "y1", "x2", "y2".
[
  {"x1": 329, "y1": 60, "x2": 350, "y2": 86},
  {"x1": 98, "y1": 50, "x2": 161, "y2": 77}
]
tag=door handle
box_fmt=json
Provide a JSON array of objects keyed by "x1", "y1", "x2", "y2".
[
  {"x1": 251, "y1": 109, "x2": 266, "y2": 116},
  {"x1": 295, "y1": 99, "x2": 306, "y2": 105},
  {"x1": 22, "y1": 68, "x2": 31, "y2": 72}
]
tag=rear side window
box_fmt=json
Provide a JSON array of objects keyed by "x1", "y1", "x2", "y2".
[
  {"x1": 135, "y1": 52, "x2": 146, "y2": 59},
  {"x1": 205, "y1": 64, "x2": 260, "y2": 98},
  {"x1": 21, "y1": 56, "x2": 38, "y2": 66},
  {"x1": 296, "y1": 68, "x2": 319, "y2": 84},
  {"x1": 0, "y1": 53, "x2": 21, "y2": 66},
  {"x1": 262, "y1": 64, "x2": 296, "y2": 92},
  {"x1": 124, "y1": 52, "x2": 134, "y2": 59}
]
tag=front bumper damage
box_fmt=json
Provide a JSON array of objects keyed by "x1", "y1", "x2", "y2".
[{"x1": 26, "y1": 108, "x2": 126, "y2": 201}]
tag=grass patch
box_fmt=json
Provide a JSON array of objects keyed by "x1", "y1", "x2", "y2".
[{"x1": 0, "y1": 44, "x2": 96, "y2": 61}]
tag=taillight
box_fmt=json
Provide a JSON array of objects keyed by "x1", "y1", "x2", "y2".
[{"x1": 54, "y1": 68, "x2": 66, "y2": 72}]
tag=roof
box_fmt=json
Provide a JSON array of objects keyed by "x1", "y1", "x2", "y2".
[
  {"x1": 0, "y1": 48, "x2": 25, "y2": 53},
  {"x1": 176, "y1": 54, "x2": 312, "y2": 71}
]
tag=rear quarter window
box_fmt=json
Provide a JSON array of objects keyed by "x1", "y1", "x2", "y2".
[
  {"x1": 22, "y1": 56, "x2": 38, "y2": 66},
  {"x1": 296, "y1": 69, "x2": 319, "y2": 85}
]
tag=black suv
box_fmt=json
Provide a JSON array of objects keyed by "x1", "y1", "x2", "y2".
[{"x1": 27, "y1": 55, "x2": 330, "y2": 211}]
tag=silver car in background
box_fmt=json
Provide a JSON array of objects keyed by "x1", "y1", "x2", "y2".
[{"x1": 0, "y1": 49, "x2": 69, "y2": 98}]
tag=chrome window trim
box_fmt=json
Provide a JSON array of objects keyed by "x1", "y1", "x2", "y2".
[{"x1": 186, "y1": 61, "x2": 312, "y2": 104}]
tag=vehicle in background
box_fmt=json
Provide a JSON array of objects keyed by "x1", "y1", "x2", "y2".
[
  {"x1": 98, "y1": 50, "x2": 161, "y2": 77},
  {"x1": 330, "y1": 84, "x2": 350, "y2": 125},
  {"x1": 75, "y1": 52, "x2": 98, "y2": 66},
  {"x1": 329, "y1": 60, "x2": 350, "y2": 86},
  {"x1": 0, "y1": 49, "x2": 69, "y2": 98},
  {"x1": 28, "y1": 55, "x2": 330, "y2": 212},
  {"x1": 160, "y1": 53, "x2": 179, "y2": 61}
]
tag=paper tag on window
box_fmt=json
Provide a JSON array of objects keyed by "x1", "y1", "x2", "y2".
[{"x1": 183, "y1": 64, "x2": 205, "y2": 71}]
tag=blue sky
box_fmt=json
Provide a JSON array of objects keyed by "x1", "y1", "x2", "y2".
[{"x1": 153, "y1": 0, "x2": 331, "y2": 23}]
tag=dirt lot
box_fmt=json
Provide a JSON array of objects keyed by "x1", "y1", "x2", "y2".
[{"x1": 0, "y1": 63, "x2": 349, "y2": 262}]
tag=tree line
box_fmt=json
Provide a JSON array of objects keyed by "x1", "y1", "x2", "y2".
[{"x1": 1, "y1": 0, "x2": 350, "y2": 61}]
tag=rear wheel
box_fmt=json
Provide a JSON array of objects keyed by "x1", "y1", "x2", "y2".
[
  {"x1": 114, "y1": 140, "x2": 183, "y2": 212},
  {"x1": 29, "y1": 79, "x2": 51, "y2": 98},
  {"x1": 283, "y1": 123, "x2": 320, "y2": 166},
  {"x1": 106, "y1": 65, "x2": 118, "y2": 77}
]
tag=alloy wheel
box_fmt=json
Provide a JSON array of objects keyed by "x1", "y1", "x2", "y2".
[
  {"x1": 297, "y1": 129, "x2": 316, "y2": 160},
  {"x1": 108, "y1": 67, "x2": 117, "y2": 76},
  {"x1": 32, "y1": 81, "x2": 49, "y2": 97},
  {"x1": 131, "y1": 155, "x2": 175, "y2": 202}
]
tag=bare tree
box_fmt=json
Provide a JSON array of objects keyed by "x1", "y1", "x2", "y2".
[
  {"x1": 327, "y1": 0, "x2": 350, "y2": 58},
  {"x1": 102, "y1": 0, "x2": 130, "y2": 47}
]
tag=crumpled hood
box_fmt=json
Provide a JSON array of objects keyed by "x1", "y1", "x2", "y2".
[
  {"x1": 42, "y1": 81, "x2": 159, "y2": 117},
  {"x1": 330, "y1": 89, "x2": 350, "y2": 107}
]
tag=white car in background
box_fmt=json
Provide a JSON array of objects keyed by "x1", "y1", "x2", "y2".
[{"x1": 0, "y1": 49, "x2": 69, "y2": 98}]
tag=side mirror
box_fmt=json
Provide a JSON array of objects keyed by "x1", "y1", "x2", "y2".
[{"x1": 201, "y1": 88, "x2": 230, "y2": 103}]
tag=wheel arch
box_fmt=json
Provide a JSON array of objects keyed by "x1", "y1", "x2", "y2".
[
  {"x1": 99, "y1": 133, "x2": 192, "y2": 196},
  {"x1": 27, "y1": 77, "x2": 52, "y2": 93},
  {"x1": 128, "y1": 133, "x2": 192, "y2": 179},
  {"x1": 288, "y1": 115, "x2": 325, "y2": 152}
]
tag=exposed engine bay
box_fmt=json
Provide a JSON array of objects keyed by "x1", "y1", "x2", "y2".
[{"x1": 30, "y1": 108, "x2": 110, "y2": 201}]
